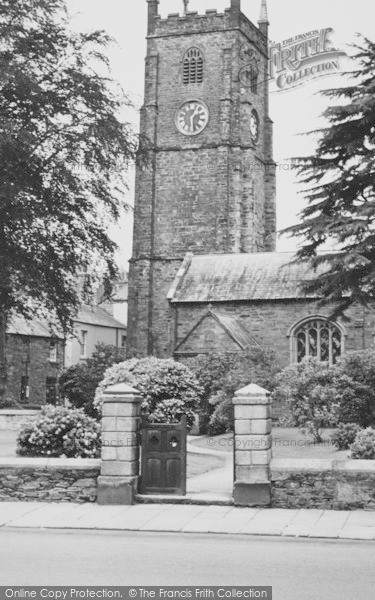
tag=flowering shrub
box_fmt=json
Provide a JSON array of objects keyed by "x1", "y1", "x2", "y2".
[
  {"x1": 350, "y1": 428, "x2": 375, "y2": 459},
  {"x1": 94, "y1": 357, "x2": 202, "y2": 428},
  {"x1": 331, "y1": 423, "x2": 362, "y2": 450},
  {"x1": 17, "y1": 406, "x2": 101, "y2": 458}
]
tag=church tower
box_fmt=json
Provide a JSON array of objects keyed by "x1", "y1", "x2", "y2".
[{"x1": 127, "y1": 0, "x2": 276, "y2": 356}]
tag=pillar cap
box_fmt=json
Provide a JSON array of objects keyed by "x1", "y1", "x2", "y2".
[
  {"x1": 103, "y1": 383, "x2": 140, "y2": 396},
  {"x1": 235, "y1": 383, "x2": 270, "y2": 396}
]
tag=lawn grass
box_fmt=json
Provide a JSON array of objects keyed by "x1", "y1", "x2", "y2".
[
  {"x1": 189, "y1": 428, "x2": 349, "y2": 460},
  {"x1": 0, "y1": 430, "x2": 226, "y2": 479}
]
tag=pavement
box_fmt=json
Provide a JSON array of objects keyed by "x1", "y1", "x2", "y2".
[
  {"x1": 1, "y1": 432, "x2": 374, "y2": 542},
  {"x1": 1, "y1": 501, "x2": 375, "y2": 540}
]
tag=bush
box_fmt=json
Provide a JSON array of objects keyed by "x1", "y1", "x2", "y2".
[
  {"x1": 350, "y1": 427, "x2": 375, "y2": 459},
  {"x1": 17, "y1": 406, "x2": 101, "y2": 458},
  {"x1": 273, "y1": 358, "x2": 339, "y2": 442},
  {"x1": 0, "y1": 390, "x2": 16, "y2": 410},
  {"x1": 328, "y1": 375, "x2": 370, "y2": 426},
  {"x1": 207, "y1": 395, "x2": 233, "y2": 435},
  {"x1": 94, "y1": 357, "x2": 202, "y2": 429},
  {"x1": 331, "y1": 423, "x2": 362, "y2": 450},
  {"x1": 187, "y1": 348, "x2": 281, "y2": 435},
  {"x1": 59, "y1": 343, "x2": 127, "y2": 418},
  {"x1": 334, "y1": 351, "x2": 375, "y2": 425}
]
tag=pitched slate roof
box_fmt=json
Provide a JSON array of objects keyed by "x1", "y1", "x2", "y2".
[
  {"x1": 169, "y1": 252, "x2": 322, "y2": 303},
  {"x1": 76, "y1": 306, "x2": 126, "y2": 329},
  {"x1": 7, "y1": 306, "x2": 126, "y2": 339},
  {"x1": 7, "y1": 315, "x2": 63, "y2": 339},
  {"x1": 212, "y1": 312, "x2": 262, "y2": 350}
]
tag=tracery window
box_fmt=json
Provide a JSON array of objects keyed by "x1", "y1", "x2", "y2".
[
  {"x1": 183, "y1": 48, "x2": 204, "y2": 84},
  {"x1": 292, "y1": 318, "x2": 343, "y2": 365}
]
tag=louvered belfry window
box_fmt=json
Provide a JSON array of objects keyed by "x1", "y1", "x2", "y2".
[
  {"x1": 294, "y1": 318, "x2": 342, "y2": 365},
  {"x1": 183, "y1": 48, "x2": 203, "y2": 84}
]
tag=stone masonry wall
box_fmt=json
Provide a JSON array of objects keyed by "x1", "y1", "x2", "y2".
[
  {"x1": 175, "y1": 313, "x2": 242, "y2": 355},
  {"x1": 174, "y1": 299, "x2": 375, "y2": 418},
  {"x1": 272, "y1": 459, "x2": 375, "y2": 510},
  {"x1": 128, "y1": 4, "x2": 275, "y2": 357},
  {"x1": 175, "y1": 300, "x2": 373, "y2": 366},
  {"x1": 0, "y1": 410, "x2": 39, "y2": 431},
  {"x1": 0, "y1": 459, "x2": 100, "y2": 503},
  {"x1": 6, "y1": 335, "x2": 63, "y2": 406}
]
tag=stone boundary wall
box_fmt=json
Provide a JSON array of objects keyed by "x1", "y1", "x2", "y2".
[
  {"x1": 0, "y1": 410, "x2": 39, "y2": 431},
  {"x1": 272, "y1": 459, "x2": 375, "y2": 511},
  {"x1": 1, "y1": 455, "x2": 375, "y2": 508},
  {"x1": 0, "y1": 458, "x2": 100, "y2": 503}
]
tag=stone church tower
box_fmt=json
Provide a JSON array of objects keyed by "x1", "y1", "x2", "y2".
[{"x1": 127, "y1": 0, "x2": 276, "y2": 356}]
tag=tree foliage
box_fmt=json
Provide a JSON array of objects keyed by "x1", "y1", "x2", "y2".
[
  {"x1": 0, "y1": 0, "x2": 137, "y2": 398},
  {"x1": 187, "y1": 348, "x2": 281, "y2": 434},
  {"x1": 59, "y1": 342, "x2": 127, "y2": 418},
  {"x1": 284, "y1": 38, "x2": 375, "y2": 315},
  {"x1": 274, "y1": 353, "x2": 374, "y2": 442}
]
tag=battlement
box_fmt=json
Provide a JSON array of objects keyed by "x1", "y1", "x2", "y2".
[
  {"x1": 149, "y1": 6, "x2": 267, "y2": 53},
  {"x1": 154, "y1": 8, "x2": 230, "y2": 33}
]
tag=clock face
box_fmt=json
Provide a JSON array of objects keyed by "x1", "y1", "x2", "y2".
[
  {"x1": 176, "y1": 100, "x2": 209, "y2": 136},
  {"x1": 250, "y1": 109, "x2": 260, "y2": 143}
]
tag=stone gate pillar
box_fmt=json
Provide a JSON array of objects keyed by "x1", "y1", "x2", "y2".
[
  {"x1": 233, "y1": 383, "x2": 272, "y2": 506},
  {"x1": 98, "y1": 383, "x2": 142, "y2": 505}
]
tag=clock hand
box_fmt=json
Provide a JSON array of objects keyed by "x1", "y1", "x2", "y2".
[{"x1": 190, "y1": 106, "x2": 200, "y2": 131}]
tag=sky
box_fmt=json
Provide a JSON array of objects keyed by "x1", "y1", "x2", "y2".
[{"x1": 66, "y1": 0, "x2": 375, "y2": 265}]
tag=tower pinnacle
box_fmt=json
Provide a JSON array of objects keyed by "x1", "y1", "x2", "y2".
[
  {"x1": 258, "y1": 0, "x2": 269, "y2": 24},
  {"x1": 183, "y1": 0, "x2": 189, "y2": 15}
]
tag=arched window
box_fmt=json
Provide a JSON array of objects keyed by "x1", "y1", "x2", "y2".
[
  {"x1": 291, "y1": 318, "x2": 344, "y2": 365},
  {"x1": 183, "y1": 48, "x2": 204, "y2": 85}
]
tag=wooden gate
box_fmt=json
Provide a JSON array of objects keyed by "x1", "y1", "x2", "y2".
[{"x1": 139, "y1": 416, "x2": 187, "y2": 495}]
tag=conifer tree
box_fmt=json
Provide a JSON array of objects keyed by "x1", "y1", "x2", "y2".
[{"x1": 285, "y1": 38, "x2": 375, "y2": 316}]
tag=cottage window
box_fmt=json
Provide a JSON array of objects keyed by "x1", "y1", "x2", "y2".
[
  {"x1": 183, "y1": 48, "x2": 204, "y2": 84},
  {"x1": 291, "y1": 318, "x2": 343, "y2": 365},
  {"x1": 20, "y1": 376, "x2": 29, "y2": 403},
  {"x1": 49, "y1": 339, "x2": 57, "y2": 362},
  {"x1": 46, "y1": 377, "x2": 58, "y2": 404},
  {"x1": 79, "y1": 330, "x2": 88, "y2": 358}
]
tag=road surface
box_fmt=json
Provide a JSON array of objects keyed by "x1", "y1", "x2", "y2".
[{"x1": 0, "y1": 529, "x2": 374, "y2": 599}]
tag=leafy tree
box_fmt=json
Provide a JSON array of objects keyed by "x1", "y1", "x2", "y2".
[
  {"x1": 0, "y1": 0, "x2": 137, "y2": 403},
  {"x1": 284, "y1": 38, "x2": 375, "y2": 316},
  {"x1": 59, "y1": 343, "x2": 127, "y2": 418}
]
